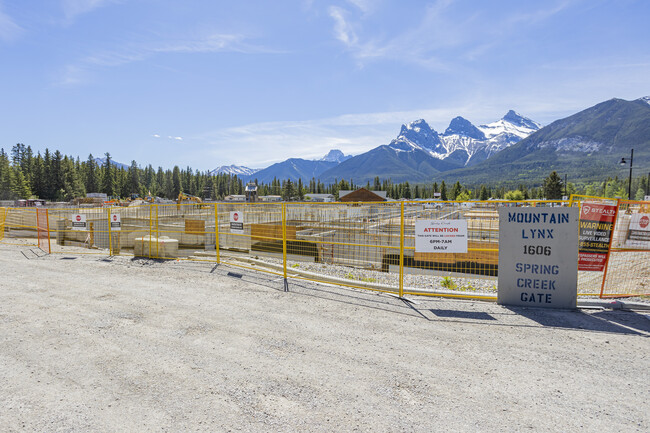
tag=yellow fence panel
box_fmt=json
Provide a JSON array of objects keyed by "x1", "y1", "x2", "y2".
[
  {"x1": 600, "y1": 199, "x2": 650, "y2": 297},
  {"x1": 0, "y1": 207, "x2": 5, "y2": 241},
  {"x1": 2, "y1": 196, "x2": 648, "y2": 300},
  {"x1": 1, "y1": 207, "x2": 38, "y2": 246}
]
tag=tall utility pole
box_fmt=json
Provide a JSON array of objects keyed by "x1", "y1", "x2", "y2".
[{"x1": 619, "y1": 149, "x2": 634, "y2": 199}]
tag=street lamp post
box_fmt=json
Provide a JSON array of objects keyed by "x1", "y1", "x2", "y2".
[{"x1": 619, "y1": 148, "x2": 634, "y2": 199}]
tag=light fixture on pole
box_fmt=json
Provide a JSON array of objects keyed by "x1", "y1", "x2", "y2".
[{"x1": 619, "y1": 149, "x2": 633, "y2": 199}]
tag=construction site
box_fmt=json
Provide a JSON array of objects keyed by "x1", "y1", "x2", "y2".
[
  {"x1": 2, "y1": 196, "x2": 649, "y2": 299},
  {"x1": 2, "y1": 197, "x2": 650, "y2": 432}
]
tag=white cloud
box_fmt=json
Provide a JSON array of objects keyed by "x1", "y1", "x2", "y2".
[
  {"x1": 152, "y1": 134, "x2": 161, "y2": 138},
  {"x1": 328, "y1": 7, "x2": 357, "y2": 46},
  {"x1": 59, "y1": 31, "x2": 279, "y2": 85},
  {"x1": 346, "y1": 0, "x2": 374, "y2": 14},
  {"x1": 327, "y1": 0, "x2": 575, "y2": 70},
  {"x1": 327, "y1": 0, "x2": 458, "y2": 70},
  {"x1": 62, "y1": 0, "x2": 121, "y2": 21},
  {"x1": 506, "y1": 0, "x2": 573, "y2": 26},
  {"x1": 0, "y1": 4, "x2": 23, "y2": 42}
]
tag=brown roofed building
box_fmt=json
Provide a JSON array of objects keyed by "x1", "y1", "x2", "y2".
[{"x1": 339, "y1": 188, "x2": 387, "y2": 202}]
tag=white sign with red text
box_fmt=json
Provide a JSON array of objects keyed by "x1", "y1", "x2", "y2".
[
  {"x1": 230, "y1": 211, "x2": 244, "y2": 234},
  {"x1": 415, "y1": 219, "x2": 468, "y2": 253},
  {"x1": 71, "y1": 213, "x2": 87, "y2": 230},
  {"x1": 110, "y1": 213, "x2": 121, "y2": 231},
  {"x1": 627, "y1": 213, "x2": 650, "y2": 246}
]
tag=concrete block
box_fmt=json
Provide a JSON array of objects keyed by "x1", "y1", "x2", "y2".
[{"x1": 134, "y1": 235, "x2": 179, "y2": 258}]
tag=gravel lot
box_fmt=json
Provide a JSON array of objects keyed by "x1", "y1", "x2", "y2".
[{"x1": 1, "y1": 244, "x2": 649, "y2": 432}]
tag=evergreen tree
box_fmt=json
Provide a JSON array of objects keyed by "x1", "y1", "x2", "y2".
[
  {"x1": 282, "y1": 179, "x2": 296, "y2": 200},
  {"x1": 297, "y1": 178, "x2": 304, "y2": 200},
  {"x1": 172, "y1": 166, "x2": 182, "y2": 197},
  {"x1": 479, "y1": 185, "x2": 489, "y2": 200},
  {"x1": 31, "y1": 153, "x2": 45, "y2": 198},
  {"x1": 52, "y1": 150, "x2": 65, "y2": 200},
  {"x1": 127, "y1": 160, "x2": 140, "y2": 195},
  {"x1": 43, "y1": 149, "x2": 54, "y2": 199},
  {"x1": 403, "y1": 181, "x2": 411, "y2": 199},
  {"x1": 543, "y1": 171, "x2": 564, "y2": 199},
  {"x1": 84, "y1": 154, "x2": 99, "y2": 193},
  {"x1": 0, "y1": 149, "x2": 12, "y2": 199},
  {"x1": 440, "y1": 181, "x2": 448, "y2": 200},
  {"x1": 101, "y1": 152, "x2": 116, "y2": 197}
]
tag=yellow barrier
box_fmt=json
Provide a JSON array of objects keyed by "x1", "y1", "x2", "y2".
[
  {"x1": 0, "y1": 207, "x2": 5, "y2": 241},
  {"x1": 1, "y1": 197, "x2": 648, "y2": 299}
]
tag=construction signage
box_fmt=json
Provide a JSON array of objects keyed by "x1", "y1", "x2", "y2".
[
  {"x1": 415, "y1": 219, "x2": 468, "y2": 253},
  {"x1": 71, "y1": 213, "x2": 87, "y2": 230},
  {"x1": 230, "y1": 211, "x2": 244, "y2": 234},
  {"x1": 497, "y1": 207, "x2": 579, "y2": 308},
  {"x1": 110, "y1": 213, "x2": 121, "y2": 231},
  {"x1": 626, "y1": 213, "x2": 650, "y2": 246},
  {"x1": 577, "y1": 203, "x2": 617, "y2": 271}
]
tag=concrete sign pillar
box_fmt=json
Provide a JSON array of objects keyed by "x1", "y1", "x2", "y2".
[{"x1": 497, "y1": 207, "x2": 579, "y2": 308}]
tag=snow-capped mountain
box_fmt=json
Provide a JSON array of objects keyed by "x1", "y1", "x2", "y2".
[
  {"x1": 209, "y1": 165, "x2": 260, "y2": 177},
  {"x1": 320, "y1": 149, "x2": 352, "y2": 163},
  {"x1": 389, "y1": 119, "x2": 446, "y2": 154},
  {"x1": 639, "y1": 96, "x2": 650, "y2": 106},
  {"x1": 94, "y1": 157, "x2": 129, "y2": 170},
  {"x1": 321, "y1": 111, "x2": 541, "y2": 183},
  {"x1": 388, "y1": 111, "x2": 541, "y2": 167}
]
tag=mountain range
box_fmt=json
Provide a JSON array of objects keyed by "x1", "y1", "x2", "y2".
[
  {"x1": 109, "y1": 96, "x2": 650, "y2": 186},
  {"x1": 319, "y1": 110, "x2": 541, "y2": 183},
  {"x1": 233, "y1": 96, "x2": 649, "y2": 185},
  {"x1": 439, "y1": 97, "x2": 650, "y2": 185},
  {"x1": 213, "y1": 110, "x2": 543, "y2": 184}
]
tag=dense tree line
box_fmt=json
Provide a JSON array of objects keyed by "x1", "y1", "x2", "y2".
[{"x1": 1, "y1": 144, "x2": 648, "y2": 202}]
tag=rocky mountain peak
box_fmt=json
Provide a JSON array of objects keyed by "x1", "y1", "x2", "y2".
[
  {"x1": 502, "y1": 110, "x2": 541, "y2": 130},
  {"x1": 320, "y1": 149, "x2": 351, "y2": 163},
  {"x1": 394, "y1": 119, "x2": 444, "y2": 152},
  {"x1": 444, "y1": 116, "x2": 486, "y2": 140}
]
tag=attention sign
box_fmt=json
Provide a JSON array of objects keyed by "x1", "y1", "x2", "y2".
[
  {"x1": 578, "y1": 203, "x2": 617, "y2": 271},
  {"x1": 498, "y1": 207, "x2": 578, "y2": 308},
  {"x1": 415, "y1": 219, "x2": 468, "y2": 253},
  {"x1": 71, "y1": 213, "x2": 87, "y2": 230},
  {"x1": 230, "y1": 211, "x2": 244, "y2": 234}
]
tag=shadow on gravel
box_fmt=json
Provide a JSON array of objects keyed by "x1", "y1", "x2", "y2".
[
  {"x1": 229, "y1": 270, "x2": 431, "y2": 319},
  {"x1": 219, "y1": 265, "x2": 650, "y2": 333},
  {"x1": 506, "y1": 307, "x2": 650, "y2": 336},
  {"x1": 130, "y1": 260, "x2": 650, "y2": 333},
  {"x1": 430, "y1": 309, "x2": 496, "y2": 321}
]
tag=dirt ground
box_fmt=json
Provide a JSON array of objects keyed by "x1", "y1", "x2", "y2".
[{"x1": 0, "y1": 244, "x2": 648, "y2": 432}]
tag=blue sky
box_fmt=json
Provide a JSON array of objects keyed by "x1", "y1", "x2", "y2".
[{"x1": 0, "y1": 0, "x2": 648, "y2": 170}]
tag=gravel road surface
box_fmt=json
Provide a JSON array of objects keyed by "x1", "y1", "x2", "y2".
[{"x1": 1, "y1": 244, "x2": 648, "y2": 432}]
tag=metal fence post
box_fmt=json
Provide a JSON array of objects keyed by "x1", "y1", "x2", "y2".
[
  {"x1": 155, "y1": 204, "x2": 159, "y2": 258},
  {"x1": 107, "y1": 207, "x2": 112, "y2": 256},
  {"x1": 214, "y1": 203, "x2": 220, "y2": 264},
  {"x1": 399, "y1": 201, "x2": 405, "y2": 298},
  {"x1": 282, "y1": 202, "x2": 288, "y2": 291},
  {"x1": 45, "y1": 208, "x2": 51, "y2": 254},
  {"x1": 599, "y1": 198, "x2": 621, "y2": 298},
  {"x1": 0, "y1": 207, "x2": 5, "y2": 241},
  {"x1": 148, "y1": 205, "x2": 152, "y2": 259}
]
